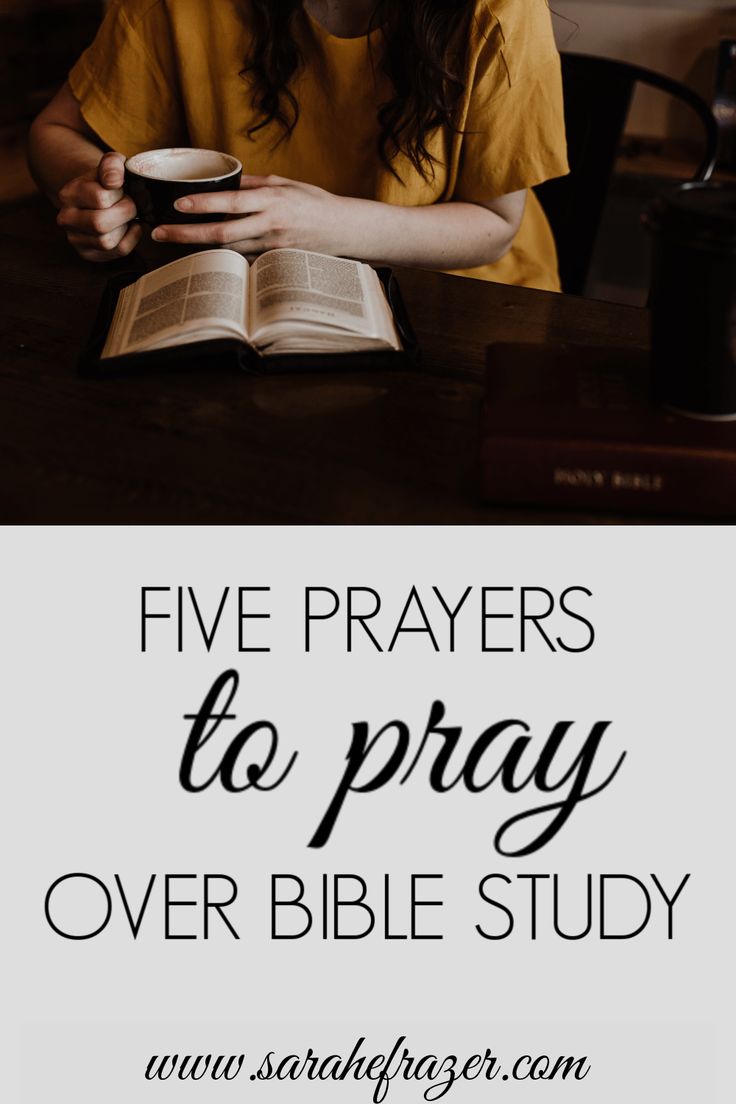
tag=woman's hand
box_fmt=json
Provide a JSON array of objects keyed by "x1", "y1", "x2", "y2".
[
  {"x1": 150, "y1": 173, "x2": 526, "y2": 270},
  {"x1": 151, "y1": 175, "x2": 350, "y2": 255},
  {"x1": 56, "y1": 151, "x2": 141, "y2": 262}
]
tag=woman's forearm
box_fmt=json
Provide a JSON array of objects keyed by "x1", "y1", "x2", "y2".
[
  {"x1": 29, "y1": 84, "x2": 140, "y2": 262},
  {"x1": 335, "y1": 194, "x2": 524, "y2": 269},
  {"x1": 28, "y1": 84, "x2": 110, "y2": 205},
  {"x1": 27, "y1": 119, "x2": 105, "y2": 205},
  {"x1": 142, "y1": 175, "x2": 526, "y2": 269}
]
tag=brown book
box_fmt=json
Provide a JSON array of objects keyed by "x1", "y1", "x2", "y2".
[{"x1": 482, "y1": 343, "x2": 736, "y2": 517}]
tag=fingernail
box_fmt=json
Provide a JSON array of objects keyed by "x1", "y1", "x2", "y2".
[
  {"x1": 152, "y1": 228, "x2": 168, "y2": 241},
  {"x1": 175, "y1": 198, "x2": 193, "y2": 211}
]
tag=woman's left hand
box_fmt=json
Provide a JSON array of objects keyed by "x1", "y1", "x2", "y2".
[{"x1": 151, "y1": 174, "x2": 351, "y2": 255}]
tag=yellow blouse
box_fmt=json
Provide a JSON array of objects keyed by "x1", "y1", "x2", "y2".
[{"x1": 69, "y1": 0, "x2": 569, "y2": 290}]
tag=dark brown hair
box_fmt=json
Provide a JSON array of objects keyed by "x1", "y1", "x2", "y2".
[{"x1": 240, "y1": 0, "x2": 478, "y2": 179}]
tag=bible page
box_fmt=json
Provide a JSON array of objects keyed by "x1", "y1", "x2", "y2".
[
  {"x1": 249, "y1": 250, "x2": 390, "y2": 349},
  {"x1": 101, "y1": 249, "x2": 249, "y2": 359}
]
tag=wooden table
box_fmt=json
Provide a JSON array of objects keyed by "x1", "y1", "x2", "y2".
[{"x1": 0, "y1": 195, "x2": 652, "y2": 524}]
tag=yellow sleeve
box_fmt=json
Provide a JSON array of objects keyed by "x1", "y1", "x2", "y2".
[
  {"x1": 454, "y1": 0, "x2": 569, "y2": 202},
  {"x1": 68, "y1": 0, "x2": 186, "y2": 156}
]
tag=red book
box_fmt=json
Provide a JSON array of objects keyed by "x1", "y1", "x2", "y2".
[{"x1": 482, "y1": 343, "x2": 736, "y2": 517}]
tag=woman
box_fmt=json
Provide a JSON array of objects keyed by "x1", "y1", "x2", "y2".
[{"x1": 28, "y1": 0, "x2": 569, "y2": 290}]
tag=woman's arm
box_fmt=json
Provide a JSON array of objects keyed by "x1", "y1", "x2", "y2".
[
  {"x1": 28, "y1": 82, "x2": 141, "y2": 261},
  {"x1": 150, "y1": 175, "x2": 526, "y2": 269}
]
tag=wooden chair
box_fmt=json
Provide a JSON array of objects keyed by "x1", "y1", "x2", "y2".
[{"x1": 534, "y1": 53, "x2": 720, "y2": 296}]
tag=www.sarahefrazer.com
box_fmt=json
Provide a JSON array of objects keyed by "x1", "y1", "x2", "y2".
[{"x1": 144, "y1": 1037, "x2": 591, "y2": 1096}]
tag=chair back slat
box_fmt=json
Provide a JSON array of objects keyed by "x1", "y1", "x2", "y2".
[{"x1": 535, "y1": 54, "x2": 720, "y2": 296}]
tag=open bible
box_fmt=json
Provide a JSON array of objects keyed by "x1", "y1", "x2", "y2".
[{"x1": 100, "y1": 247, "x2": 405, "y2": 363}]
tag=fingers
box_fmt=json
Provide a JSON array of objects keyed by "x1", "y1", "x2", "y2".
[
  {"x1": 57, "y1": 152, "x2": 139, "y2": 262},
  {"x1": 173, "y1": 188, "x2": 277, "y2": 216},
  {"x1": 152, "y1": 214, "x2": 273, "y2": 245},
  {"x1": 57, "y1": 152, "x2": 127, "y2": 211},
  {"x1": 240, "y1": 173, "x2": 289, "y2": 189},
  {"x1": 97, "y1": 150, "x2": 126, "y2": 190},
  {"x1": 111, "y1": 222, "x2": 144, "y2": 257},
  {"x1": 69, "y1": 221, "x2": 143, "y2": 263},
  {"x1": 66, "y1": 223, "x2": 127, "y2": 253},
  {"x1": 59, "y1": 176, "x2": 124, "y2": 210},
  {"x1": 57, "y1": 195, "x2": 137, "y2": 235}
]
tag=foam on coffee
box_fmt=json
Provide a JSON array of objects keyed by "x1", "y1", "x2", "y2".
[{"x1": 126, "y1": 148, "x2": 240, "y2": 182}]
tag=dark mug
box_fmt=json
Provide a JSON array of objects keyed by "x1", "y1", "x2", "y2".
[
  {"x1": 124, "y1": 147, "x2": 242, "y2": 227},
  {"x1": 644, "y1": 182, "x2": 736, "y2": 420}
]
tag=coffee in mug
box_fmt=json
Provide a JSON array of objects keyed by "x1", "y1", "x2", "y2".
[{"x1": 124, "y1": 147, "x2": 242, "y2": 226}]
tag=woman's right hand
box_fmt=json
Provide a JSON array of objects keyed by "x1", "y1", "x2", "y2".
[{"x1": 56, "y1": 151, "x2": 142, "y2": 262}]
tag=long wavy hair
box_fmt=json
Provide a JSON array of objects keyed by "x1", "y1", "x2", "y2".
[{"x1": 240, "y1": 0, "x2": 478, "y2": 179}]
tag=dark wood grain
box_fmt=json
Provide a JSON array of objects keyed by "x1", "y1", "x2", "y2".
[{"x1": 0, "y1": 195, "x2": 653, "y2": 524}]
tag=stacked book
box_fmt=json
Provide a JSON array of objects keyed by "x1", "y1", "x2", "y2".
[{"x1": 481, "y1": 343, "x2": 736, "y2": 517}]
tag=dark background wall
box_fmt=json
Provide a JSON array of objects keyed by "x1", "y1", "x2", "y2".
[{"x1": 0, "y1": 0, "x2": 103, "y2": 202}]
